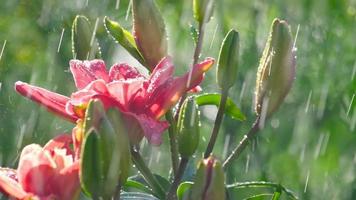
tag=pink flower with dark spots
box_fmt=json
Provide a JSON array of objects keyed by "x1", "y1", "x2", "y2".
[
  {"x1": 0, "y1": 134, "x2": 80, "y2": 200},
  {"x1": 15, "y1": 56, "x2": 214, "y2": 145}
]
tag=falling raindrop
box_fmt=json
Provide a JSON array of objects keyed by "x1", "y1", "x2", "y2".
[
  {"x1": 350, "y1": 109, "x2": 356, "y2": 131},
  {"x1": 258, "y1": 97, "x2": 269, "y2": 129},
  {"x1": 125, "y1": 0, "x2": 133, "y2": 21},
  {"x1": 351, "y1": 61, "x2": 356, "y2": 81},
  {"x1": 321, "y1": 132, "x2": 330, "y2": 156},
  {"x1": 0, "y1": 40, "x2": 7, "y2": 61},
  {"x1": 270, "y1": 118, "x2": 280, "y2": 128},
  {"x1": 299, "y1": 144, "x2": 306, "y2": 163},
  {"x1": 304, "y1": 170, "x2": 310, "y2": 193},
  {"x1": 292, "y1": 24, "x2": 300, "y2": 52},
  {"x1": 317, "y1": 84, "x2": 329, "y2": 119},
  {"x1": 222, "y1": 134, "x2": 231, "y2": 159},
  {"x1": 314, "y1": 133, "x2": 325, "y2": 159},
  {"x1": 155, "y1": 151, "x2": 161, "y2": 163},
  {"x1": 90, "y1": 18, "x2": 99, "y2": 47},
  {"x1": 305, "y1": 90, "x2": 312, "y2": 113},
  {"x1": 209, "y1": 24, "x2": 219, "y2": 50},
  {"x1": 115, "y1": 0, "x2": 120, "y2": 10},
  {"x1": 245, "y1": 154, "x2": 250, "y2": 173},
  {"x1": 239, "y1": 80, "x2": 247, "y2": 103},
  {"x1": 346, "y1": 93, "x2": 355, "y2": 117},
  {"x1": 57, "y1": 28, "x2": 65, "y2": 53}
]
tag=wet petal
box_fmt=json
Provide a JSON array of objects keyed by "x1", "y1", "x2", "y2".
[
  {"x1": 17, "y1": 144, "x2": 56, "y2": 196},
  {"x1": 0, "y1": 169, "x2": 29, "y2": 199},
  {"x1": 43, "y1": 134, "x2": 74, "y2": 157},
  {"x1": 107, "y1": 78, "x2": 146, "y2": 112},
  {"x1": 109, "y1": 63, "x2": 144, "y2": 81},
  {"x1": 146, "y1": 56, "x2": 174, "y2": 94},
  {"x1": 15, "y1": 81, "x2": 77, "y2": 122},
  {"x1": 70, "y1": 59, "x2": 109, "y2": 89},
  {"x1": 123, "y1": 112, "x2": 169, "y2": 145},
  {"x1": 146, "y1": 57, "x2": 214, "y2": 119}
]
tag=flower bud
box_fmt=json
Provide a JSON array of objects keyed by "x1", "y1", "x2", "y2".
[
  {"x1": 80, "y1": 100, "x2": 130, "y2": 199},
  {"x1": 186, "y1": 156, "x2": 225, "y2": 200},
  {"x1": 255, "y1": 18, "x2": 296, "y2": 116},
  {"x1": 177, "y1": 97, "x2": 200, "y2": 158},
  {"x1": 132, "y1": 0, "x2": 167, "y2": 70},
  {"x1": 71, "y1": 15, "x2": 101, "y2": 60},
  {"x1": 193, "y1": 0, "x2": 214, "y2": 24},
  {"x1": 217, "y1": 29, "x2": 240, "y2": 91}
]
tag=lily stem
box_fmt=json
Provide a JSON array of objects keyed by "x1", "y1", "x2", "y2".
[
  {"x1": 223, "y1": 116, "x2": 260, "y2": 168},
  {"x1": 166, "y1": 157, "x2": 189, "y2": 200},
  {"x1": 166, "y1": 110, "x2": 179, "y2": 177},
  {"x1": 131, "y1": 147, "x2": 166, "y2": 199},
  {"x1": 204, "y1": 88, "x2": 229, "y2": 158}
]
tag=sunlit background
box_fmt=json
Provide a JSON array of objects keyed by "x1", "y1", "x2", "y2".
[{"x1": 0, "y1": 0, "x2": 355, "y2": 199}]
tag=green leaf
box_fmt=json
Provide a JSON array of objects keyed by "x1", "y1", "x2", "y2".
[
  {"x1": 103, "y1": 16, "x2": 147, "y2": 66},
  {"x1": 120, "y1": 192, "x2": 159, "y2": 200},
  {"x1": 244, "y1": 194, "x2": 273, "y2": 200},
  {"x1": 80, "y1": 129, "x2": 102, "y2": 198},
  {"x1": 123, "y1": 180, "x2": 154, "y2": 195},
  {"x1": 176, "y1": 182, "x2": 193, "y2": 200},
  {"x1": 71, "y1": 15, "x2": 101, "y2": 60},
  {"x1": 129, "y1": 174, "x2": 171, "y2": 193},
  {"x1": 271, "y1": 190, "x2": 281, "y2": 200},
  {"x1": 195, "y1": 93, "x2": 246, "y2": 121}
]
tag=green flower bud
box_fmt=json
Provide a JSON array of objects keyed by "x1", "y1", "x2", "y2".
[
  {"x1": 186, "y1": 156, "x2": 225, "y2": 200},
  {"x1": 80, "y1": 100, "x2": 131, "y2": 199},
  {"x1": 132, "y1": 0, "x2": 167, "y2": 70},
  {"x1": 255, "y1": 18, "x2": 296, "y2": 116},
  {"x1": 193, "y1": 0, "x2": 214, "y2": 24},
  {"x1": 71, "y1": 15, "x2": 101, "y2": 60},
  {"x1": 177, "y1": 97, "x2": 200, "y2": 158},
  {"x1": 217, "y1": 29, "x2": 240, "y2": 91}
]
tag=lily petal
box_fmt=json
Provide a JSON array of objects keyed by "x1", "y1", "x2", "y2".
[
  {"x1": 70, "y1": 59, "x2": 109, "y2": 89},
  {"x1": 109, "y1": 63, "x2": 144, "y2": 81},
  {"x1": 0, "y1": 169, "x2": 29, "y2": 199},
  {"x1": 123, "y1": 112, "x2": 169, "y2": 145},
  {"x1": 17, "y1": 144, "x2": 55, "y2": 196},
  {"x1": 146, "y1": 57, "x2": 214, "y2": 119},
  {"x1": 15, "y1": 81, "x2": 77, "y2": 122},
  {"x1": 43, "y1": 134, "x2": 74, "y2": 157}
]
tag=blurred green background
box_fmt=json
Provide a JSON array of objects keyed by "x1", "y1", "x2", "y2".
[{"x1": 0, "y1": 0, "x2": 355, "y2": 199}]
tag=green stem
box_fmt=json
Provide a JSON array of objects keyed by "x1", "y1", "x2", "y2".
[
  {"x1": 166, "y1": 157, "x2": 189, "y2": 200},
  {"x1": 166, "y1": 110, "x2": 179, "y2": 177},
  {"x1": 131, "y1": 147, "x2": 166, "y2": 199},
  {"x1": 223, "y1": 116, "x2": 260, "y2": 168},
  {"x1": 204, "y1": 89, "x2": 229, "y2": 158},
  {"x1": 226, "y1": 181, "x2": 298, "y2": 200}
]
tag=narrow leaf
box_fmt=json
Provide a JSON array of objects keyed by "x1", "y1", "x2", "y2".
[{"x1": 195, "y1": 93, "x2": 246, "y2": 121}]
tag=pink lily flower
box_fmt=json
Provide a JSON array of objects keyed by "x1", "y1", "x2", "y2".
[
  {"x1": 0, "y1": 134, "x2": 80, "y2": 200},
  {"x1": 15, "y1": 56, "x2": 214, "y2": 145}
]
